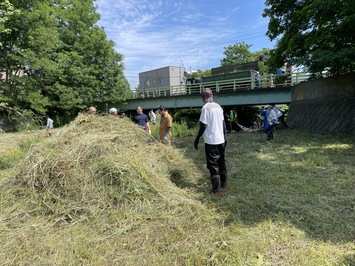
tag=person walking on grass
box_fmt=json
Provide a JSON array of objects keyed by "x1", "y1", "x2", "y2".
[
  {"x1": 46, "y1": 115, "x2": 54, "y2": 137},
  {"x1": 157, "y1": 105, "x2": 172, "y2": 145},
  {"x1": 260, "y1": 105, "x2": 279, "y2": 140},
  {"x1": 194, "y1": 88, "x2": 228, "y2": 196}
]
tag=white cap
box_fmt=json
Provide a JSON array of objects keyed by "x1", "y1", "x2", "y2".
[{"x1": 109, "y1": 108, "x2": 117, "y2": 114}]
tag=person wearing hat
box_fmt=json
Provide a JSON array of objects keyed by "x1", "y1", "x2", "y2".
[
  {"x1": 157, "y1": 105, "x2": 172, "y2": 145},
  {"x1": 194, "y1": 88, "x2": 227, "y2": 196},
  {"x1": 260, "y1": 104, "x2": 278, "y2": 140},
  {"x1": 109, "y1": 107, "x2": 118, "y2": 116}
]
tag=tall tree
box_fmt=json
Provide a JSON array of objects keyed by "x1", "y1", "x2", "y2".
[
  {"x1": 191, "y1": 69, "x2": 211, "y2": 78},
  {"x1": 220, "y1": 42, "x2": 271, "y2": 75},
  {"x1": 0, "y1": 0, "x2": 131, "y2": 124},
  {"x1": 220, "y1": 41, "x2": 254, "y2": 66},
  {"x1": 263, "y1": 0, "x2": 355, "y2": 75},
  {"x1": 0, "y1": 0, "x2": 18, "y2": 46}
]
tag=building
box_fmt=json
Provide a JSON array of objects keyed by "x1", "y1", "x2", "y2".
[{"x1": 138, "y1": 66, "x2": 190, "y2": 96}]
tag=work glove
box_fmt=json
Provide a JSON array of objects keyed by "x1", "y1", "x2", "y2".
[
  {"x1": 194, "y1": 138, "x2": 199, "y2": 150},
  {"x1": 148, "y1": 129, "x2": 151, "y2": 134},
  {"x1": 163, "y1": 134, "x2": 168, "y2": 143}
]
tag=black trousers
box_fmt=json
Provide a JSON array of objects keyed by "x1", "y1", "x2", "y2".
[
  {"x1": 205, "y1": 143, "x2": 227, "y2": 192},
  {"x1": 279, "y1": 115, "x2": 289, "y2": 128}
]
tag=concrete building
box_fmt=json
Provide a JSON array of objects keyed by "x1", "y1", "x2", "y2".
[{"x1": 138, "y1": 66, "x2": 190, "y2": 95}]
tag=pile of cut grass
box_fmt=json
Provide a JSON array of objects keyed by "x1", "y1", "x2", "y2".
[
  {"x1": 1, "y1": 115, "x2": 230, "y2": 265},
  {"x1": 0, "y1": 131, "x2": 42, "y2": 170}
]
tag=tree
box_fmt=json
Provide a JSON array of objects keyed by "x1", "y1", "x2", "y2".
[
  {"x1": 220, "y1": 42, "x2": 272, "y2": 75},
  {"x1": 220, "y1": 41, "x2": 255, "y2": 66},
  {"x1": 263, "y1": 0, "x2": 355, "y2": 75},
  {"x1": 0, "y1": 0, "x2": 19, "y2": 46},
  {"x1": 0, "y1": 0, "x2": 131, "y2": 125},
  {"x1": 190, "y1": 69, "x2": 211, "y2": 78}
]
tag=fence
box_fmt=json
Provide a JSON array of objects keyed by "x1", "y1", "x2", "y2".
[{"x1": 134, "y1": 72, "x2": 311, "y2": 99}]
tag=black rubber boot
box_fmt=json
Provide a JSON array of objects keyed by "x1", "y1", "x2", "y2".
[
  {"x1": 210, "y1": 175, "x2": 221, "y2": 194},
  {"x1": 220, "y1": 172, "x2": 227, "y2": 190}
]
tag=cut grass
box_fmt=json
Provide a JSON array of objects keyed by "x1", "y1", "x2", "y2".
[{"x1": 1, "y1": 117, "x2": 354, "y2": 265}]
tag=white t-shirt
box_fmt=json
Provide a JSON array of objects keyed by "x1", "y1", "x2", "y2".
[
  {"x1": 267, "y1": 109, "x2": 278, "y2": 124},
  {"x1": 272, "y1": 106, "x2": 283, "y2": 118},
  {"x1": 199, "y1": 102, "x2": 225, "y2": 145},
  {"x1": 46, "y1": 118, "x2": 54, "y2": 129}
]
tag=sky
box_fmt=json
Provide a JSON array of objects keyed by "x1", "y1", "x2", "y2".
[{"x1": 95, "y1": 0, "x2": 276, "y2": 89}]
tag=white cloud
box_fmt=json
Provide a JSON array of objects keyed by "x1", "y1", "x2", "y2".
[{"x1": 96, "y1": 0, "x2": 275, "y2": 89}]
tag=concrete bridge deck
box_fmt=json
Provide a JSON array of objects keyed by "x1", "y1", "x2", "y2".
[{"x1": 111, "y1": 73, "x2": 310, "y2": 111}]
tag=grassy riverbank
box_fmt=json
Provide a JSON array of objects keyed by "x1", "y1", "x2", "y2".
[{"x1": 1, "y1": 116, "x2": 354, "y2": 265}]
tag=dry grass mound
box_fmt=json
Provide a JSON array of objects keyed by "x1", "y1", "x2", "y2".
[
  {"x1": 16, "y1": 114, "x2": 208, "y2": 215},
  {"x1": 0, "y1": 131, "x2": 42, "y2": 170},
  {"x1": 1, "y1": 114, "x2": 226, "y2": 265}
]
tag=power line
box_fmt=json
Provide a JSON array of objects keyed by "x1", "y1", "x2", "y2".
[{"x1": 120, "y1": 31, "x2": 268, "y2": 58}]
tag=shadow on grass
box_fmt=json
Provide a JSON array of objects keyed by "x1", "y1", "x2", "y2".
[{"x1": 175, "y1": 130, "x2": 355, "y2": 243}]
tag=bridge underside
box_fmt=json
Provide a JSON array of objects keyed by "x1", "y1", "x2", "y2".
[{"x1": 113, "y1": 87, "x2": 291, "y2": 111}]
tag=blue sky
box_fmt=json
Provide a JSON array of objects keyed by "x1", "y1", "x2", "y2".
[{"x1": 95, "y1": 0, "x2": 276, "y2": 89}]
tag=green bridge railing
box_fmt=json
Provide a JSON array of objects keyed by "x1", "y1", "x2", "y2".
[{"x1": 133, "y1": 72, "x2": 311, "y2": 99}]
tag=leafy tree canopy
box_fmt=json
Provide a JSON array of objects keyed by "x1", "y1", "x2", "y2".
[
  {"x1": 0, "y1": 0, "x2": 131, "y2": 126},
  {"x1": 221, "y1": 41, "x2": 255, "y2": 66},
  {"x1": 190, "y1": 69, "x2": 211, "y2": 78},
  {"x1": 263, "y1": 0, "x2": 355, "y2": 75},
  {"x1": 220, "y1": 42, "x2": 271, "y2": 74}
]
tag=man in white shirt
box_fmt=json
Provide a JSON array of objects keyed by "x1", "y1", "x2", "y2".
[
  {"x1": 194, "y1": 88, "x2": 227, "y2": 196},
  {"x1": 46, "y1": 115, "x2": 54, "y2": 137}
]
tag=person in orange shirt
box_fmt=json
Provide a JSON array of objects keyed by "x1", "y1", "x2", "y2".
[{"x1": 157, "y1": 105, "x2": 172, "y2": 145}]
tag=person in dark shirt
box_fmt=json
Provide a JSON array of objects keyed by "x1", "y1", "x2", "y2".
[{"x1": 132, "y1": 106, "x2": 151, "y2": 134}]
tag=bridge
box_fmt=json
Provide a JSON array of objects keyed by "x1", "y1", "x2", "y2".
[{"x1": 113, "y1": 73, "x2": 310, "y2": 111}]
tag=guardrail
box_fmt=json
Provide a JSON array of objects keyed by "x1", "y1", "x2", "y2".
[{"x1": 133, "y1": 72, "x2": 311, "y2": 99}]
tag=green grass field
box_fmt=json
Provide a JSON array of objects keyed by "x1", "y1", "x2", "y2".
[{"x1": 1, "y1": 116, "x2": 354, "y2": 265}]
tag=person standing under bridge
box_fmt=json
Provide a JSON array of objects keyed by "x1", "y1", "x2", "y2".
[
  {"x1": 261, "y1": 105, "x2": 279, "y2": 140},
  {"x1": 133, "y1": 106, "x2": 151, "y2": 134},
  {"x1": 227, "y1": 108, "x2": 238, "y2": 133},
  {"x1": 194, "y1": 88, "x2": 228, "y2": 196},
  {"x1": 149, "y1": 109, "x2": 156, "y2": 124},
  {"x1": 157, "y1": 105, "x2": 172, "y2": 145}
]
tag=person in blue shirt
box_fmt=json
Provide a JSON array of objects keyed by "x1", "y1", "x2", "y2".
[
  {"x1": 260, "y1": 105, "x2": 279, "y2": 140},
  {"x1": 132, "y1": 106, "x2": 151, "y2": 134}
]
